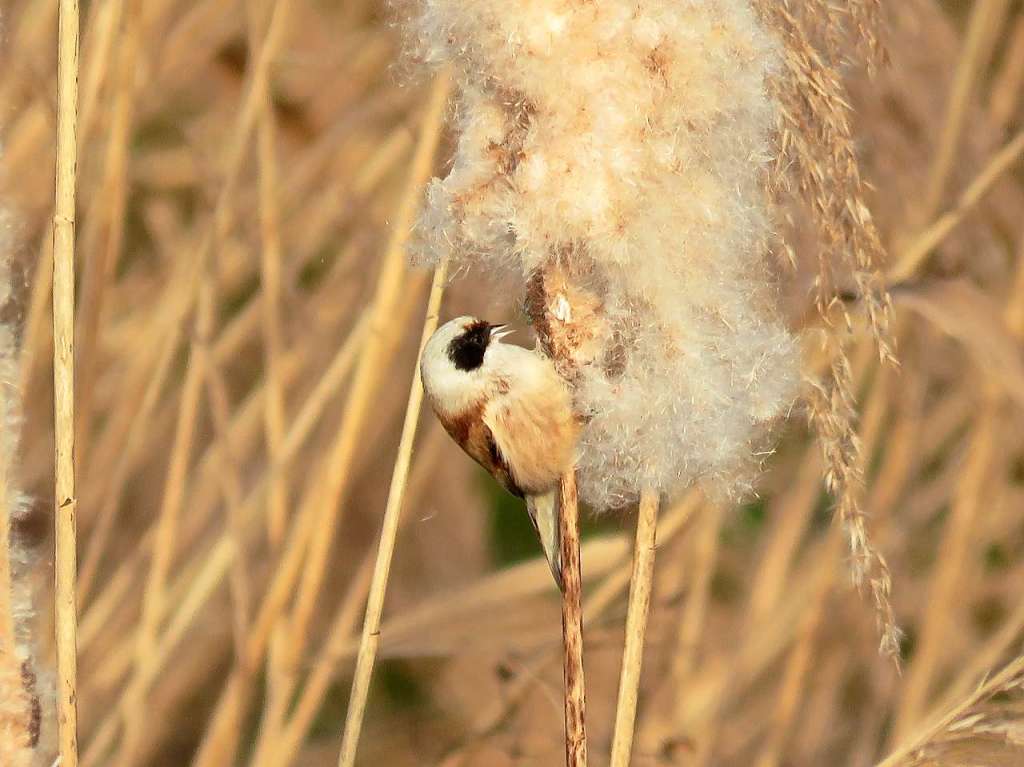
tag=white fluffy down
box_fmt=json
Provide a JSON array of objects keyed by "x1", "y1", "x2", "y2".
[{"x1": 411, "y1": 0, "x2": 800, "y2": 509}]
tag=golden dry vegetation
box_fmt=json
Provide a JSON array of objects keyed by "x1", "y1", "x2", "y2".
[{"x1": 2, "y1": 0, "x2": 1024, "y2": 765}]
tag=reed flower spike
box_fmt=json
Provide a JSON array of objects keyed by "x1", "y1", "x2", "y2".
[{"x1": 412, "y1": 0, "x2": 800, "y2": 509}]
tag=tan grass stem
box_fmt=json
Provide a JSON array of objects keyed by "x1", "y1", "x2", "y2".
[
  {"x1": 610, "y1": 487, "x2": 660, "y2": 767},
  {"x1": 208, "y1": 73, "x2": 449, "y2": 764},
  {"x1": 441, "y1": 493, "x2": 699, "y2": 767},
  {"x1": 116, "y1": 319, "x2": 369, "y2": 766},
  {"x1": 75, "y1": 0, "x2": 139, "y2": 473},
  {"x1": 754, "y1": 527, "x2": 844, "y2": 767},
  {"x1": 110, "y1": 3, "x2": 297, "y2": 759},
  {"x1": 53, "y1": 0, "x2": 81, "y2": 763},
  {"x1": 337, "y1": 256, "x2": 449, "y2": 767},
  {"x1": 877, "y1": 655, "x2": 1024, "y2": 767},
  {"x1": 253, "y1": 429, "x2": 450, "y2": 767},
  {"x1": 585, "y1": 493, "x2": 698, "y2": 623},
  {"x1": 919, "y1": 0, "x2": 1010, "y2": 223},
  {"x1": 253, "y1": 0, "x2": 290, "y2": 550},
  {"x1": 636, "y1": 495, "x2": 714, "y2": 754},
  {"x1": 891, "y1": 404, "x2": 996, "y2": 741},
  {"x1": 892, "y1": 233, "x2": 1024, "y2": 742},
  {"x1": 991, "y1": 17, "x2": 1024, "y2": 130},
  {"x1": 283, "y1": 67, "x2": 451, "y2": 659},
  {"x1": 257, "y1": 551, "x2": 376, "y2": 767},
  {"x1": 115, "y1": 286, "x2": 209, "y2": 767},
  {"x1": 558, "y1": 468, "x2": 588, "y2": 767},
  {"x1": 889, "y1": 129, "x2": 1024, "y2": 284}
]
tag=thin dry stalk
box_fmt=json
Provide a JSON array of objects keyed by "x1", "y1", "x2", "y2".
[
  {"x1": 442, "y1": 495, "x2": 697, "y2": 767},
  {"x1": 115, "y1": 286, "x2": 209, "y2": 767},
  {"x1": 247, "y1": 72, "x2": 451, "y2": 758},
  {"x1": 74, "y1": 0, "x2": 140, "y2": 473},
  {"x1": 610, "y1": 487, "x2": 660, "y2": 767},
  {"x1": 558, "y1": 468, "x2": 587, "y2": 767},
  {"x1": 877, "y1": 655, "x2": 1024, "y2": 767},
  {"x1": 257, "y1": 552, "x2": 376, "y2": 767},
  {"x1": 278, "y1": 70, "x2": 451, "y2": 659},
  {"x1": 111, "y1": 3, "x2": 297, "y2": 759},
  {"x1": 672, "y1": 503, "x2": 721, "y2": 686},
  {"x1": 639, "y1": 498, "x2": 718, "y2": 755},
  {"x1": 254, "y1": 428, "x2": 450, "y2": 767},
  {"x1": 918, "y1": 0, "x2": 1010, "y2": 223},
  {"x1": 151, "y1": 319, "x2": 370, "y2": 767},
  {"x1": 201, "y1": 350, "x2": 253, "y2": 661},
  {"x1": 989, "y1": 15, "x2": 1024, "y2": 131},
  {"x1": 893, "y1": 231, "x2": 1024, "y2": 743},
  {"x1": 754, "y1": 527, "x2": 844, "y2": 767},
  {"x1": 53, "y1": 0, "x2": 80, "y2": 763},
  {"x1": 252, "y1": 0, "x2": 290, "y2": 550},
  {"x1": 746, "y1": 453, "x2": 823, "y2": 624},
  {"x1": 889, "y1": 128, "x2": 1024, "y2": 284},
  {"x1": 337, "y1": 257, "x2": 450, "y2": 767},
  {"x1": 588, "y1": 493, "x2": 699, "y2": 623},
  {"x1": 892, "y1": 405, "x2": 996, "y2": 741}
]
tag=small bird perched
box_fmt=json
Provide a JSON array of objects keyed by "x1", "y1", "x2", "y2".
[{"x1": 420, "y1": 316, "x2": 578, "y2": 590}]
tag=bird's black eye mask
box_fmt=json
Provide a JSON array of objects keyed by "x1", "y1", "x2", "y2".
[{"x1": 448, "y1": 321, "x2": 492, "y2": 372}]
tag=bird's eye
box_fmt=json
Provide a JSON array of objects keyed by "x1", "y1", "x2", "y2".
[{"x1": 447, "y1": 322, "x2": 491, "y2": 371}]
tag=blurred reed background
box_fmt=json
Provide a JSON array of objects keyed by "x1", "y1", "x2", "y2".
[{"x1": 2, "y1": 0, "x2": 1024, "y2": 765}]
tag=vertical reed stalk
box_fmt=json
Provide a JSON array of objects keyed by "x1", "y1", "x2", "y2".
[
  {"x1": 253, "y1": 0, "x2": 290, "y2": 550},
  {"x1": 282, "y1": 67, "x2": 451, "y2": 657},
  {"x1": 337, "y1": 257, "x2": 449, "y2": 767},
  {"x1": 559, "y1": 468, "x2": 588, "y2": 767},
  {"x1": 610, "y1": 488, "x2": 660, "y2": 767},
  {"x1": 919, "y1": 0, "x2": 1010, "y2": 222},
  {"x1": 53, "y1": 0, "x2": 80, "y2": 764}
]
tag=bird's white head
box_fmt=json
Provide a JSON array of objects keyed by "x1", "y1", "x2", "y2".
[{"x1": 420, "y1": 316, "x2": 513, "y2": 417}]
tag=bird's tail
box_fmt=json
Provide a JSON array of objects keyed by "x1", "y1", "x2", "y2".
[{"x1": 526, "y1": 489, "x2": 564, "y2": 592}]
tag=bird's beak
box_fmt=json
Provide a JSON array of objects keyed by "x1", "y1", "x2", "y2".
[{"x1": 489, "y1": 324, "x2": 514, "y2": 342}]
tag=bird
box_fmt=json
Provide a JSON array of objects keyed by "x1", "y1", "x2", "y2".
[{"x1": 420, "y1": 316, "x2": 579, "y2": 590}]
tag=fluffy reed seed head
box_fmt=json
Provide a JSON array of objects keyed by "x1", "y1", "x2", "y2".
[
  {"x1": 411, "y1": 0, "x2": 800, "y2": 510},
  {"x1": 0, "y1": 242, "x2": 41, "y2": 767}
]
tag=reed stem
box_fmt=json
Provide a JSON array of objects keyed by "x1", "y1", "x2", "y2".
[
  {"x1": 337, "y1": 257, "x2": 449, "y2": 767},
  {"x1": 610, "y1": 487, "x2": 660, "y2": 767},
  {"x1": 559, "y1": 469, "x2": 588, "y2": 767},
  {"x1": 53, "y1": 0, "x2": 81, "y2": 764}
]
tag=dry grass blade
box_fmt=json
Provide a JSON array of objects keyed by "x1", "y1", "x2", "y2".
[
  {"x1": 889, "y1": 129, "x2": 1024, "y2": 284},
  {"x1": 878, "y1": 655, "x2": 1024, "y2": 767},
  {"x1": 252, "y1": 0, "x2": 290, "y2": 550},
  {"x1": 337, "y1": 256, "x2": 449, "y2": 767},
  {"x1": 919, "y1": 0, "x2": 1010, "y2": 222},
  {"x1": 281, "y1": 69, "x2": 452, "y2": 658},
  {"x1": 52, "y1": 0, "x2": 80, "y2": 763},
  {"x1": 893, "y1": 279, "x2": 1024, "y2": 408},
  {"x1": 893, "y1": 235, "x2": 1024, "y2": 744}
]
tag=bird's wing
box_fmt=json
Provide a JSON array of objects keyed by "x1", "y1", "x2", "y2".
[
  {"x1": 445, "y1": 409, "x2": 523, "y2": 498},
  {"x1": 483, "y1": 387, "x2": 571, "y2": 496},
  {"x1": 480, "y1": 378, "x2": 573, "y2": 592},
  {"x1": 460, "y1": 409, "x2": 564, "y2": 591}
]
